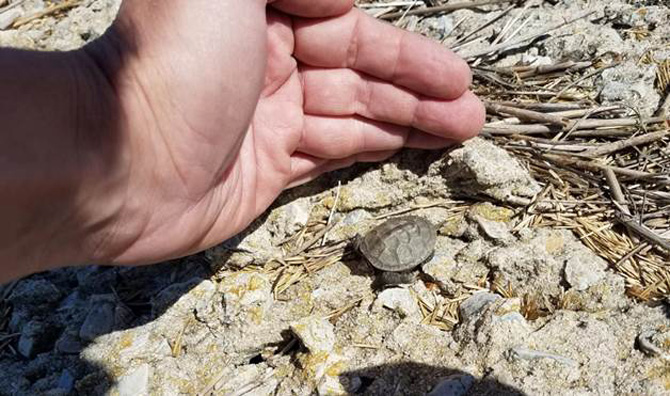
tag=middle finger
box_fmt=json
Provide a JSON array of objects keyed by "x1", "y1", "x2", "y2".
[{"x1": 300, "y1": 66, "x2": 484, "y2": 142}]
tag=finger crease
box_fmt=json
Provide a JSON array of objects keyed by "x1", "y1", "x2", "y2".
[
  {"x1": 389, "y1": 32, "x2": 404, "y2": 82},
  {"x1": 355, "y1": 73, "x2": 373, "y2": 117},
  {"x1": 352, "y1": 117, "x2": 367, "y2": 154},
  {"x1": 345, "y1": 15, "x2": 362, "y2": 68},
  {"x1": 408, "y1": 94, "x2": 423, "y2": 129}
]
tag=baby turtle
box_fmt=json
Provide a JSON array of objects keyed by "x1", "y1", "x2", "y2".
[{"x1": 356, "y1": 216, "x2": 437, "y2": 287}]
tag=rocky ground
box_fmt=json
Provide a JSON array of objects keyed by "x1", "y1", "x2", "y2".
[{"x1": 1, "y1": 0, "x2": 670, "y2": 395}]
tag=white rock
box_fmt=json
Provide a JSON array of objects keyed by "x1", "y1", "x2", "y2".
[
  {"x1": 447, "y1": 138, "x2": 541, "y2": 203},
  {"x1": 421, "y1": 237, "x2": 467, "y2": 293},
  {"x1": 317, "y1": 375, "x2": 349, "y2": 396},
  {"x1": 313, "y1": 353, "x2": 348, "y2": 383},
  {"x1": 485, "y1": 229, "x2": 570, "y2": 297},
  {"x1": 290, "y1": 316, "x2": 336, "y2": 354},
  {"x1": 491, "y1": 298, "x2": 527, "y2": 325},
  {"x1": 0, "y1": 10, "x2": 21, "y2": 30},
  {"x1": 521, "y1": 53, "x2": 553, "y2": 66},
  {"x1": 422, "y1": 256, "x2": 455, "y2": 292},
  {"x1": 387, "y1": 320, "x2": 453, "y2": 362},
  {"x1": 375, "y1": 288, "x2": 419, "y2": 318},
  {"x1": 116, "y1": 329, "x2": 172, "y2": 366},
  {"x1": 475, "y1": 216, "x2": 512, "y2": 242},
  {"x1": 599, "y1": 65, "x2": 660, "y2": 117},
  {"x1": 342, "y1": 209, "x2": 372, "y2": 226},
  {"x1": 496, "y1": 297, "x2": 522, "y2": 315},
  {"x1": 192, "y1": 280, "x2": 220, "y2": 322},
  {"x1": 117, "y1": 364, "x2": 151, "y2": 396},
  {"x1": 267, "y1": 198, "x2": 311, "y2": 240},
  {"x1": 493, "y1": 312, "x2": 527, "y2": 326},
  {"x1": 564, "y1": 253, "x2": 607, "y2": 291},
  {"x1": 459, "y1": 292, "x2": 500, "y2": 321},
  {"x1": 220, "y1": 272, "x2": 272, "y2": 323},
  {"x1": 210, "y1": 222, "x2": 276, "y2": 267}
]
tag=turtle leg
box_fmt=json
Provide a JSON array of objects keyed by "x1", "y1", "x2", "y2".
[{"x1": 374, "y1": 271, "x2": 418, "y2": 289}]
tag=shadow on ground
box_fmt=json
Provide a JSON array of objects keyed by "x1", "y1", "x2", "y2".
[
  {"x1": 340, "y1": 362, "x2": 526, "y2": 396},
  {"x1": 0, "y1": 226, "x2": 528, "y2": 396},
  {"x1": 0, "y1": 255, "x2": 212, "y2": 395},
  {"x1": 0, "y1": 146, "x2": 473, "y2": 395}
]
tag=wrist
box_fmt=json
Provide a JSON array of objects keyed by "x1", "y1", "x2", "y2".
[
  {"x1": 0, "y1": 44, "x2": 130, "y2": 282},
  {"x1": 69, "y1": 31, "x2": 148, "y2": 270},
  {"x1": 64, "y1": 44, "x2": 133, "y2": 266}
]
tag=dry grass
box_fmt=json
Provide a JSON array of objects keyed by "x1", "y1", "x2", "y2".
[
  {"x1": 414, "y1": 291, "x2": 464, "y2": 331},
  {"x1": 475, "y1": 49, "x2": 670, "y2": 301},
  {"x1": 0, "y1": 281, "x2": 18, "y2": 356},
  {"x1": 10, "y1": 0, "x2": 81, "y2": 28},
  {"x1": 264, "y1": 193, "x2": 350, "y2": 299},
  {"x1": 251, "y1": 2, "x2": 670, "y2": 334}
]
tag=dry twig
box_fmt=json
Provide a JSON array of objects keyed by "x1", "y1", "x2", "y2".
[
  {"x1": 461, "y1": 11, "x2": 595, "y2": 59},
  {"x1": 12, "y1": 0, "x2": 80, "y2": 27},
  {"x1": 379, "y1": 0, "x2": 513, "y2": 21}
]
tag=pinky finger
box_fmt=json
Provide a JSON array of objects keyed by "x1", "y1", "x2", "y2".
[{"x1": 287, "y1": 149, "x2": 399, "y2": 189}]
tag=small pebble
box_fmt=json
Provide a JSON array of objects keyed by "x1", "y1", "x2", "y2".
[
  {"x1": 57, "y1": 369, "x2": 75, "y2": 393},
  {"x1": 55, "y1": 330, "x2": 83, "y2": 355},
  {"x1": 427, "y1": 374, "x2": 475, "y2": 396},
  {"x1": 459, "y1": 292, "x2": 500, "y2": 321},
  {"x1": 8, "y1": 279, "x2": 62, "y2": 306},
  {"x1": 637, "y1": 329, "x2": 670, "y2": 360},
  {"x1": 79, "y1": 295, "x2": 116, "y2": 341},
  {"x1": 507, "y1": 346, "x2": 577, "y2": 367},
  {"x1": 475, "y1": 216, "x2": 512, "y2": 242},
  {"x1": 18, "y1": 320, "x2": 58, "y2": 358}
]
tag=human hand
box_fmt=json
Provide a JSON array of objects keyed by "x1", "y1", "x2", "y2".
[{"x1": 76, "y1": 0, "x2": 485, "y2": 267}]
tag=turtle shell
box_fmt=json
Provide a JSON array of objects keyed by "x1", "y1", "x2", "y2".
[{"x1": 358, "y1": 216, "x2": 436, "y2": 272}]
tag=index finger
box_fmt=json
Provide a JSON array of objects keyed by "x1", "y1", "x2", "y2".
[
  {"x1": 270, "y1": 0, "x2": 354, "y2": 17},
  {"x1": 293, "y1": 8, "x2": 472, "y2": 100}
]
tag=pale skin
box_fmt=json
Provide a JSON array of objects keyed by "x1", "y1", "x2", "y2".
[{"x1": 0, "y1": 0, "x2": 484, "y2": 283}]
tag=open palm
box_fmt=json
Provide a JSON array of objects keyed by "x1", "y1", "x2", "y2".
[
  {"x1": 93, "y1": 0, "x2": 484, "y2": 266},
  {"x1": 246, "y1": 7, "x2": 485, "y2": 202}
]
